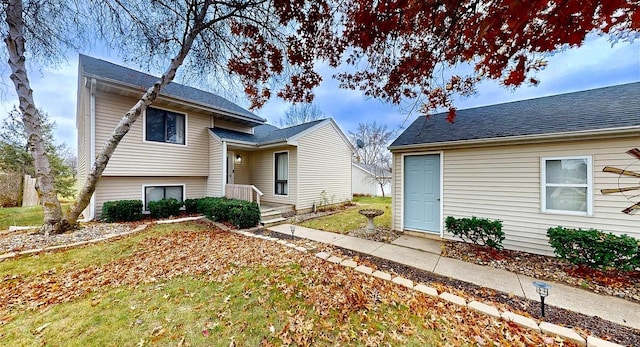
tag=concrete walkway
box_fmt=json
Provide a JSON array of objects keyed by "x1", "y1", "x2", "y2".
[{"x1": 268, "y1": 224, "x2": 640, "y2": 331}]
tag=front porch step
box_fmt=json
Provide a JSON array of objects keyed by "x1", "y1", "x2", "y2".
[
  {"x1": 260, "y1": 204, "x2": 295, "y2": 214},
  {"x1": 261, "y1": 210, "x2": 283, "y2": 218},
  {"x1": 261, "y1": 217, "x2": 288, "y2": 227}
]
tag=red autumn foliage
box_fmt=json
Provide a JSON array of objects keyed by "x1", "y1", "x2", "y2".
[{"x1": 334, "y1": 0, "x2": 640, "y2": 120}]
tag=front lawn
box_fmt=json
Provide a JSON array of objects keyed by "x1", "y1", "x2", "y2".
[
  {"x1": 0, "y1": 203, "x2": 71, "y2": 230},
  {"x1": 300, "y1": 195, "x2": 391, "y2": 233},
  {"x1": 0, "y1": 221, "x2": 556, "y2": 346}
]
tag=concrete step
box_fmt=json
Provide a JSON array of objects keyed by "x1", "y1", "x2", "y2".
[
  {"x1": 261, "y1": 217, "x2": 288, "y2": 227},
  {"x1": 260, "y1": 204, "x2": 294, "y2": 214},
  {"x1": 261, "y1": 210, "x2": 282, "y2": 218}
]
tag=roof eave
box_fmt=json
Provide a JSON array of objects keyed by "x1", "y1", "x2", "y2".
[
  {"x1": 84, "y1": 72, "x2": 266, "y2": 125},
  {"x1": 389, "y1": 126, "x2": 640, "y2": 151}
]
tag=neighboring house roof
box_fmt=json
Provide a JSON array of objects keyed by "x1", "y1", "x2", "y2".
[
  {"x1": 352, "y1": 162, "x2": 392, "y2": 178},
  {"x1": 210, "y1": 118, "x2": 355, "y2": 151},
  {"x1": 78, "y1": 54, "x2": 265, "y2": 124},
  {"x1": 390, "y1": 82, "x2": 640, "y2": 149}
]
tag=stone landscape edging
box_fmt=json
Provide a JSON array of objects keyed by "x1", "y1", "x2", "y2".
[{"x1": 232, "y1": 228, "x2": 625, "y2": 347}]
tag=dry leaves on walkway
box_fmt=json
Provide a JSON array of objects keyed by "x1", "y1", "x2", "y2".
[{"x1": 1, "y1": 223, "x2": 579, "y2": 346}]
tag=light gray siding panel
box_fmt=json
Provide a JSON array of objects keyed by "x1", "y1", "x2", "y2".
[
  {"x1": 95, "y1": 176, "x2": 206, "y2": 217},
  {"x1": 207, "y1": 136, "x2": 223, "y2": 196},
  {"x1": 393, "y1": 137, "x2": 640, "y2": 256},
  {"x1": 297, "y1": 122, "x2": 352, "y2": 209},
  {"x1": 94, "y1": 91, "x2": 210, "y2": 176}
]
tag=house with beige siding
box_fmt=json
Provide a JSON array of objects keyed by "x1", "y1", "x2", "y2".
[
  {"x1": 389, "y1": 83, "x2": 640, "y2": 255},
  {"x1": 76, "y1": 55, "x2": 353, "y2": 220}
]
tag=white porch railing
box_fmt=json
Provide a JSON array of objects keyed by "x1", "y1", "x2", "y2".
[{"x1": 225, "y1": 184, "x2": 264, "y2": 206}]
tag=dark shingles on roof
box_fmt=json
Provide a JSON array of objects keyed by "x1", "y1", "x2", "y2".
[
  {"x1": 79, "y1": 54, "x2": 265, "y2": 123},
  {"x1": 211, "y1": 119, "x2": 327, "y2": 144},
  {"x1": 390, "y1": 82, "x2": 640, "y2": 148}
]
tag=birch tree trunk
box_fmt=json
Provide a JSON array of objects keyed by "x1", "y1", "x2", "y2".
[
  {"x1": 65, "y1": 29, "x2": 200, "y2": 227},
  {"x1": 4, "y1": 0, "x2": 66, "y2": 234}
]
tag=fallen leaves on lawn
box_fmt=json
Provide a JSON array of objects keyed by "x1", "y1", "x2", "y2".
[{"x1": 1, "y1": 225, "x2": 580, "y2": 346}]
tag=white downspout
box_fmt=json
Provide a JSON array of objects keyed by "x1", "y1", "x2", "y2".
[
  {"x1": 222, "y1": 141, "x2": 227, "y2": 196},
  {"x1": 80, "y1": 78, "x2": 97, "y2": 221}
]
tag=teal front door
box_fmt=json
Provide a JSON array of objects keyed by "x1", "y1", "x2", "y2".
[{"x1": 404, "y1": 154, "x2": 441, "y2": 233}]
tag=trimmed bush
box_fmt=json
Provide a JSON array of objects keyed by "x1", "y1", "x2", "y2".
[
  {"x1": 101, "y1": 199, "x2": 143, "y2": 222},
  {"x1": 148, "y1": 198, "x2": 182, "y2": 219},
  {"x1": 547, "y1": 226, "x2": 639, "y2": 271},
  {"x1": 445, "y1": 216, "x2": 505, "y2": 250},
  {"x1": 184, "y1": 197, "x2": 203, "y2": 214},
  {"x1": 227, "y1": 201, "x2": 260, "y2": 228}
]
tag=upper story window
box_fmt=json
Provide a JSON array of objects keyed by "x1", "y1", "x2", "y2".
[
  {"x1": 541, "y1": 156, "x2": 592, "y2": 215},
  {"x1": 145, "y1": 107, "x2": 186, "y2": 145}
]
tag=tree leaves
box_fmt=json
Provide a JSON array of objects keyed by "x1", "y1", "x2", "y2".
[{"x1": 1, "y1": 223, "x2": 582, "y2": 345}]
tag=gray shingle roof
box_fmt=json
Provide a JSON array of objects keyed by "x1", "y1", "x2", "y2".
[
  {"x1": 353, "y1": 162, "x2": 391, "y2": 177},
  {"x1": 390, "y1": 82, "x2": 640, "y2": 148},
  {"x1": 211, "y1": 119, "x2": 327, "y2": 144},
  {"x1": 79, "y1": 54, "x2": 265, "y2": 123}
]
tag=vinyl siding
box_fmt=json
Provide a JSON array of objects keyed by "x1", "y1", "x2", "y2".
[
  {"x1": 297, "y1": 122, "x2": 352, "y2": 209},
  {"x1": 207, "y1": 136, "x2": 223, "y2": 196},
  {"x1": 94, "y1": 91, "x2": 210, "y2": 176},
  {"x1": 251, "y1": 147, "x2": 297, "y2": 205},
  {"x1": 352, "y1": 165, "x2": 377, "y2": 196},
  {"x1": 94, "y1": 176, "x2": 206, "y2": 218},
  {"x1": 214, "y1": 119, "x2": 253, "y2": 134},
  {"x1": 392, "y1": 136, "x2": 640, "y2": 255},
  {"x1": 352, "y1": 165, "x2": 392, "y2": 197}
]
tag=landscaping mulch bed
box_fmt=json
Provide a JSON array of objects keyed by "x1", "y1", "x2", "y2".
[
  {"x1": 442, "y1": 241, "x2": 640, "y2": 304},
  {"x1": 0, "y1": 222, "x2": 136, "y2": 254}
]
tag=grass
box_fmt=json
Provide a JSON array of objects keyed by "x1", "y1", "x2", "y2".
[
  {"x1": 300, "y1": 195, "x2": 391, "y2": 233},
  {"x1": 3, "y1": 265, "x2": 441, "y2": 346},
  {"x1": 1, "y1": 221, "x2": 556, "y2": 346},
  {"x1": 0, "y1": 203, "x2": 71, "y2": 230},
  {"x1": 0, "y1": 222, "x2": 445, "y2": 346},
  {"x1": 0, "y1": 222, "x2": 207, "y2": 279}
]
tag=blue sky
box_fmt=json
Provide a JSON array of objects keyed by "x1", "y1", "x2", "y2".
[{"x1": 0, "y1": 34, "x2": 638, "y2": 152}]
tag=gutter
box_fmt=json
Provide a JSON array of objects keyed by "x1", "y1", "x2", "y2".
[
  {"x1": 389, "y1": 126, "x2": 640, "y2": 152},
  {"x1": 80, "y1": 78, "x2": 97, "y2": 222}
]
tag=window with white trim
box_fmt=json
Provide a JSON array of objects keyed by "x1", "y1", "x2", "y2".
[
  {"x1": 144, "y1": 185, "x2": 184, "y2": 210},
  {"x1": 275, "y1": 151, "x2": 288, "y2": 195},
  {"x1": 541, "y1": 156, "x2": 592, "y2": 215},
  {"x1": 145, "y1": 107, "x2": 186, "y2": 145}
]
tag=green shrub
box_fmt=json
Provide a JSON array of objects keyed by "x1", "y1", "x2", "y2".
[
  {"x1": 227, "y1": 201, "x2": 260, "y2": 228},
  {"x1": 547, "y1": 226, "x2": 639, "y2": 271},
  {"x1": 147, "y1": 198, "x2": 182, "y2": 219},
  {"x1": 196, "y1": 197, "x2": 259, "y2": 228},
  {"x1": 184, "y1": 198, "x2": 203, "y2": 214},
  {"x1": 445, "y1": 216, "x2": 505, "y2": 250},
  {"x1": 101, "y1": 199, "x2": 143, "y2": 223}
]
